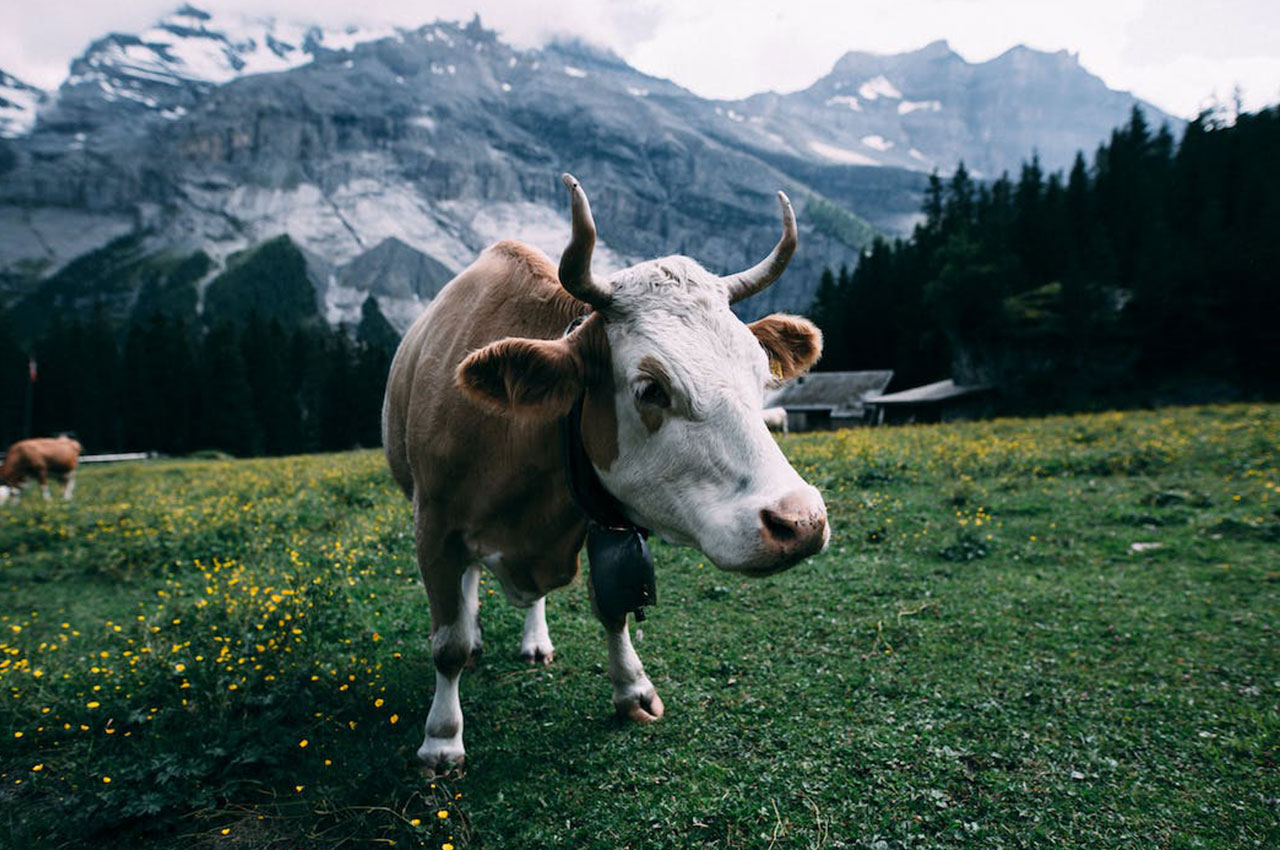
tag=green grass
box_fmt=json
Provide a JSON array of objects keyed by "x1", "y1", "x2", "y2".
[{"x1": 1, "y1": 404, "x2": 1277, "y2": 849}]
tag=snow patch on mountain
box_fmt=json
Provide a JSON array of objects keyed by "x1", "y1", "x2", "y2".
[
  {"x1": 179, "y1": 178, "x2": 476, "y2": 275},
  {"x1": 441, "y1": 200, "x2": 628, "y2": 275},
  {"x1": 65, "y1": 4, "x2": 397, "y2": 95},
  {"x1": 857, "y1": 75, "x2": 902, "y2": 101},
  {"x1": 0, "y1": 70, "x2": 44, "y2": 138},
  {"x1": 322, "y1": 24, "x2": 400, "y2": 52},
  {"x1": 861, "y1": 135, "x2": 893, "y2": 152},
  {"x1": 898, "y1": 99, "x2": 942, "y2": 115},
  {"x1": 323, "y1": 277, "x2": 374, "y2": 327},
  {"x1": 808, "y1": 139, "x2": 880, "y2": 166},
  {"x1": 825, "y1": 95, "x2": 862, "y2": 111},
  {"x1": 328, "y1": 182, "x2": 473, "y2": 271}
]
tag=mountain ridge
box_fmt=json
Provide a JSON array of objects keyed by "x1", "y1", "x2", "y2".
[
  {"x1": 0, "y1": 69, "x2": 45, "y2": 139},
  {"x1": 0, "y1": 7, "x2": 1177, "y2": 330}
]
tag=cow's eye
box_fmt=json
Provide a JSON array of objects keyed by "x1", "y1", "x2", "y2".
[{"x1": 635, "y1": 380, "x2": 671, "y2": 409}]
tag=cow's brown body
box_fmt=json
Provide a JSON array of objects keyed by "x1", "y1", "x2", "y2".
[
  {"x1": 1, "y1": 436, "x2": 82, "y2": 500},
  {"x1": 383, "y1": 175, "x2": 827, "y2": 771},
  {"x1": 384, "y1": 241, "x2": 612, "y2": 616}
]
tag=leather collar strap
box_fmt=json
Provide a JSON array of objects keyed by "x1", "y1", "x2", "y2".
[
  {"x1": 561, "y1": 393, "x2": 649, "y2": 536},
  {"x1": 559, "y1": 316, "x2": 657, "y2": 621},
  {"x1": 558, "y1": 313, "x2": 649, "y2": 536}
]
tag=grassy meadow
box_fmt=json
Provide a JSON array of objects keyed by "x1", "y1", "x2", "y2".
[{"x1": 1, "y1": 404, "x2": 1277, "y2": 849}]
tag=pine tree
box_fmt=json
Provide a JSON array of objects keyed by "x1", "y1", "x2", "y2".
[
  {"x1": 242, "y1": 314, "x2": 302, "y2": 455},
  {"x1": 199, "y1": 323, "x2": 259, "y2": 455}
]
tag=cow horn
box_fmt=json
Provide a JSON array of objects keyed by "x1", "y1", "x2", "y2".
[
  {"x1": 725, "y1": 191, "x2": 797, "y2": 304},
  {"x1": 558, "y1": 173, "x2": 613, "y2": 309}
]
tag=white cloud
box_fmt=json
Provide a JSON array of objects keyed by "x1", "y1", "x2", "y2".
[
  {"x1": 1, "y1": 0, "x2": 1278, "y2": 117},
  {"x1": 1124, "y1": 0, "x2": 1280, "y2": 63}
]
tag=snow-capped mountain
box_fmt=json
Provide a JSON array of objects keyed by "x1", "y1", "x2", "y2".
[
  {"x1": 0, "y1": 70, "x2": 44, "y2": 138},
  {"x1": 76, "y1": 3, "x2": 393, "y2": 88},
  {"x1": 0, "y1": 9, "x2": 1176, "y2": 332},
  {"x1": 24, "y1": 4, "x2": 396, "y2": 149},
  {"x1": 691, "y1": 40, "x2": 1172, "y2": 179}
]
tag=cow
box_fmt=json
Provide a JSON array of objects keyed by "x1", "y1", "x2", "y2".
[
  {"x1": 382, "y1": 174, "x2": 829, "y2": 771},
  {"x1": 0, "y1": 436, "x2": 83, "y2": 504},
  {"x1": 763, "y1": 406, "x2": 790, "y2": 434}
]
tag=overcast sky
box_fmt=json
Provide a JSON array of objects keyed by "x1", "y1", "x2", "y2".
[{"x1": 4, "y1": 0, "x2": 1279, "y2": 118}]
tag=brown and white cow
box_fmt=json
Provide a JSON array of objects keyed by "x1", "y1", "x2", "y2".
[
  {"x1": 382, "y1": 174, "x2": 828, "y2": 770},
  {"x1": 0, "y1": 436, "x2": 83, "y2": 504},
  {"x1": 763, "y1": 406, "x2": 790, "y2": 434}
]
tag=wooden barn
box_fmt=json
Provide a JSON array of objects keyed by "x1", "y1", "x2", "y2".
[
  {"x1": 865, "y1": 379, "x2": 994, "y2": 425},
  {"x1": 765, "y1": 371, "x2": 894, "y2": 431}
]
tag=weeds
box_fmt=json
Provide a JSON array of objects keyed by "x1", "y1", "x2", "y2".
[{"x1": 1, "y1": 404, "x2": 1277, "y2": 848}]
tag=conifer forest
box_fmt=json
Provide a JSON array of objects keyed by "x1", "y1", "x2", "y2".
[
  {"x1": 810, "y1": 107, "x2": 1279, "y2": 411},
  {"x1": 2, "y1": 107, "x2": 1278, "y2": 455}
]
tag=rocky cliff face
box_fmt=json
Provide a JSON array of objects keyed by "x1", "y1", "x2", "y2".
[
  {"x1": 333, "y1": 238, "x2": 455, "y2": 332},
  {"x1": 0, "y1": 9, "x2": 1175, "y2": 329},
  {"x1": 0, "y1": 70, "x2": 45, "y2": 139},
  {"x1": 684, "y1": 40, "x2": 1172, "y2": 180}
]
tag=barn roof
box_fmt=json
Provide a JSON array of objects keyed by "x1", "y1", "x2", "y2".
[
  {"x1": 865, "y1": 378, "x2": 992, "y2": 405},
  {"x1": 766, "y1": 371, "x2": 894, "y2": 417}
]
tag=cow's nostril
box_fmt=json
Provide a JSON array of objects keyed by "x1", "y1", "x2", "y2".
[
  {"x1": 756, "y1": 490, "x2": 828, "y2": 567},
  {"x1": 760, "y1": 508, "x2": 799, "y2": 543}
]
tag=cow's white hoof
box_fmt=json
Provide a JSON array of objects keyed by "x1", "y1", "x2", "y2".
[
  {"x1": 614, "y1": 685, "x2": 665, "y2": 723},
  {"x1": 417, "y1": 736, "x2": 466, "y2": 773},
  {"x1": 520, "y1": 637, "x2": 555, "y2": 666}
]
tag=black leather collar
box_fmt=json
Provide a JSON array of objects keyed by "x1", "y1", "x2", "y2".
[
  {"x1": 561, "y1": 392, "x2": 648, "y2": 535},
  {"x1": 559, "y1": 315, "x2": 657, "y2": 621}
]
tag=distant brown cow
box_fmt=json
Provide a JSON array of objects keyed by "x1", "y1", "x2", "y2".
[{"x1": 0, "y1": 436, "x2": 83, "y2": 503}]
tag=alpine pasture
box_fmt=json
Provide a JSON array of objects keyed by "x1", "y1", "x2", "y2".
[{"x1": 1, "y1": 405, "x2": 1277, "y2": 849}]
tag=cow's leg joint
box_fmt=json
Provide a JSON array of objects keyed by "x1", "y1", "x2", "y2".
[
  {"x1": 419, "y1": 564, "x2": 481, "y2": 772},
  {"x1": 605, "y1": 617, "x2": 664, "y2": 723},
  {"x1": 419, "y1": 667, "x2": 466, "y2": 771},
  {"x1": 421, "y1": 621, "x2": 472, "y2": 771},
  {"x1": 519, "y1": 597, "x2": 555, "y2": 665}
]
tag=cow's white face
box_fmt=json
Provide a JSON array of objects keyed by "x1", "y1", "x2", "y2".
[
  {"x1": 458, "y1": 257, "x2": 828, "y2": 575},
  {"x1": 593, "y1": 257, "x2": 828, "y2": 573},
  {"x1": 457, "y1": 173, "x2": 827, "y2": 576}
]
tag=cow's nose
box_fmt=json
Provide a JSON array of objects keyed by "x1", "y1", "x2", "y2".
[{"x1": 759, "y1": 490, "x2": 828, "y2": 562}]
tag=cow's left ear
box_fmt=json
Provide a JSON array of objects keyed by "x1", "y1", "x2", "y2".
[
  {"x1": 749, "y1": 314, "x2": 823, "y2": 384},
  {"x1": 457, "y1": 336, "x2": 584, "y2": 419}
]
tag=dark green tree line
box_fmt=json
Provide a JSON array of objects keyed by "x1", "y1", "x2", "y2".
[
  {"x1": 811, "y1": 106, "x2": 1280, "y2": 410},
  {"x1": 2, "y1": 299, "x2": 399, "y2": 456}
]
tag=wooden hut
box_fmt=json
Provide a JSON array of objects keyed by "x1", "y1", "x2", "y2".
[
  {"x1": 865, "y1": 379, "x2": 994, "y2": 425},
  {"x1": 764, "y1": 371, "x2": 894, "y2": 431}
]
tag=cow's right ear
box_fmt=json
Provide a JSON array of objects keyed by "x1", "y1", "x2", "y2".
[
  {"x1": 748, "y1": 314, "x2": 823, "y2": 385},
  {"x1": 457, "y1": 337, "x2": 584, "y2": 419}
]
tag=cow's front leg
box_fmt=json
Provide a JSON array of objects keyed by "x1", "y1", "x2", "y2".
[
  {"x1": 459, "y1": 565, "x2": 483, "y2": 664},
  {"x1": 519, "y1": 597, "x2": 555, "y2": 665},
  {"x1": 420, "y1": 563, "x2": 482, "y2": 771},
  {"x1": 588, "y1": 573, "x2": 662, "y2": 722},
  {"x1": 62, "y1": 472, "x2": 75, "y2": 501},
  {"x1": 589, "y1": 572, "x2": 663, "y2": 721},
  {"x1": 589, "y1": 573, "x2": 663, "y2": 721},
  {"x1": 604, "y1": 616, "x2": 664, "y2": 721}
]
